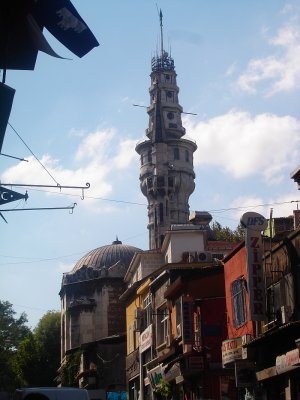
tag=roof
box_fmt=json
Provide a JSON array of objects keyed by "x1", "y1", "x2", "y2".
[{"x1": 62, "y1": 239, "x2": 142, "y2": 285}]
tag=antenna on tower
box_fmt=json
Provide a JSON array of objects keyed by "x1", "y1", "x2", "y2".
[
  {"x1": 159, "y1": 9, "x2": 164, "y2": 59},
  {"x1": 156, "y1": 4, "x2": 164, "y2": 58}
]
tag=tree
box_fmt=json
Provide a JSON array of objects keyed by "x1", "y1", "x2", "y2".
[
  {"x1": 60, "y1": 350, "x2": 82, "y2": 387},
  {"x1": 211, "y1": 221, "x2": 245, "y2": 243},
  {"x1": 0, "y1": 300, "x2": 30, "y2": 391},
  {"x1": 11, "y1": 311, "x2": 61, "y2": 387}
]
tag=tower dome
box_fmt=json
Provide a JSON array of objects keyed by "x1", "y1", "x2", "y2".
[{"x1": 62, "y1": 239, "x2": 142, "y2": 285}]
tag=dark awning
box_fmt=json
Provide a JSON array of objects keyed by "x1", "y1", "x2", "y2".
[{"x1": 0, "y1": 0, "x2": 99, "y2": 70}]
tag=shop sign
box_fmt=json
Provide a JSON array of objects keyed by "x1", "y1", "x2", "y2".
[
  {"x1": 163, "y1": 363, "x2": 181, "y2": 382},
  {"x1": 139, "y1": 324, "x2": 152, "y2": 353},
  {"x1": 147, "y1": 364, "x2": 163, "y2": 389},
  {"x1": 222, "y1": 337, "x2": 243, "y2": 367},
  {"x1": 144, "y1": 376, "x2": 150, "y2": 386},
  {"x1": 241, "y1": 212, "x2": 267, "y2": 321},
  {"x1": 276, "y1": 349, "x2": 300, "y2": 374}
]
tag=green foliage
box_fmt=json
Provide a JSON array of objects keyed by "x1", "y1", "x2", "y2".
[
  {"x1": 211, "y1": 221, "x2": 245, "y2": 243},
  {"x1": 10, "y1": 333, "x2": 39, "y2": 386},
  {"x1": 11, "y1": 310, "x2": 61, "y2": 387},
  {"x1": 60, "y1": 350, "x2": 82, "y2": 386},
  {"x1": 0, "y1": 300, "x2": 30, "y2": 391},
  {"x1": 154, "y1": 378, "x2": 172, "y2": 399}
]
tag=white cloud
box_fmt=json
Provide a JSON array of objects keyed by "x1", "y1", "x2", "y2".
[
  {"x1": 68, "y1": 127, "x2": 86, "y2": 138},
  {"x1": 229, "y1": 195, "x2": 267, "y2": 222},
  {"x1": 113, "y1": 139, "x2": 139, "y2": 169},
  {"x1": 229, "y1": 192, "x2": 298, "y2": 222},
  {"x1": 236, "y1": 23, "x2": 300, "y2": 95},
  {"x1": 75, "y1": 128, "x2": 115, "y2": 162},
  {"x1": 185, "y1": 110, "x2": 300, "y2": 180},
  {"x1": 224, "y1": 62, "x2": 237, "y2": 77},
  {"x1": 0, "y1": 128, "x2": 138, "y2": 212}
]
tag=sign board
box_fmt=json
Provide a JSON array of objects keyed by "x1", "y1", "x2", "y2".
[
  {"x1": 222, "y1": 337, "x2": 243, "y2": 367},
  {"x1": 241, "y1": 212, "x2": 267, "y2": 321},
  {"x1": 139, "y1": 324, "x2": 152, "y2": 353},
  {"x1": 276, "y1": 349, "x2": 300, "y2": 374},
  {"x1": 147, "y1": 365, "x2": 163, "y2": 389},
  {"x1": 240, "y1": 212, "x2": 268, "y2": 231}
]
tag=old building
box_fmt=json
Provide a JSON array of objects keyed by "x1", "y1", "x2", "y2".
[
  {"x1": 222, "y1": 211, "x2": 300, "y2": 400},
  {"x1": 123, "y1": 218, "x2": 237, "y2": 400},
  {"x1": 60, "y1": 239, "x2": 141, "y2": 399}
]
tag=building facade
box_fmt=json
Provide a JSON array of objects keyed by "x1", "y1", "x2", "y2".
[
  {"x1": 222, "y1": 212, "x2": 300, "y2": 400},
  {"x1": 123, "y1": 221, "x2": 237, "y2": 400}
]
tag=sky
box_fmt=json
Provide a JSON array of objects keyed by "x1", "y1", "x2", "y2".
[{"x1": 1, "y1": 0, "x2": 300, "y2": 329}]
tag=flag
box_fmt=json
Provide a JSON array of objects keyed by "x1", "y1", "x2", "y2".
[{"x1": 0, "y1": 186, "x2": 28, "y2": 205}]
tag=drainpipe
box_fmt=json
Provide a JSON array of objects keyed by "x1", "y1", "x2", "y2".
[{"x1": 139, "y1": 351, "x2": 144, "y2": 400}]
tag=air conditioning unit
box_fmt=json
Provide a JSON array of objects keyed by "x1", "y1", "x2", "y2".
[
  {"x1": 188, "y1": 251, "x2": 212, "y2": 263},
  {"x1": 281, "y1": 305, "x2": 292, "y2": 324}
]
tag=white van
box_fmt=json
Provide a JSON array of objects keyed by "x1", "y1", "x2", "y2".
[{"x1": 14, "y1": 387, "x2": 90, "y2": 400}]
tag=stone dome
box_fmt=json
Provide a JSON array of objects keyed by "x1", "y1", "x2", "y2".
[{"x1": 62, "y1": 239, "x2": 142, "y2": 285}]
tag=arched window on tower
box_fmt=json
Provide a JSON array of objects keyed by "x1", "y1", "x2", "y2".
[
  {"x1": 185, "y1": 149, "x2": 189, "y2": 162},
  {"x1": 160, "y1": 235, "x2": 165, "y2": 247},
  {"x1": 159, "y1": 203, "x2": 164, "y2": 223},
  {"x1": 147, "y1": 150, "x2": 152, "y2": 163},
  {"x1": 174, "y1": 147, "x2": 180, "y2": 160},
  {"x1": 166, "y1": 91, "x2": 174, "y2": 102}
]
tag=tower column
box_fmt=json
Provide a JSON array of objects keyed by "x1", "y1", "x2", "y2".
[{"x1": 136, "y1": 12, "x2": 197, "y2": 249}]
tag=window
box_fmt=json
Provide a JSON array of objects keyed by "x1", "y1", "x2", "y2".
[
  {"x1": 175, "y1": 298, "x2": 182, "y2": 326},
  {"x1": 157, "y1": 176, "x2": 165, "y2": 187},
  {"x1": 174, "y1": 147, "x2": 180, "y2": 160},
  {"x1": 194, "y1": 305, "x2": 202, "y2": 350},
  {"x1": 147, "y1": 177, "x2": 153, "y2": 188},
  {"x1": 267, "y1": 282, "x2": 281, "y2": 321},
  {"x1": 231, "y1": 278, "x2": 247, "y2": 327},
  {"x1": 143, "y1": 295, "x2": 152, "y2": 328},
  {"x1": 157, "y1": 307, "x2": 169, "y2": 345},
  {"x1": 185, "y1": 149, "x2": 189, "y2": 162},
  {"x1": 267, "y1": 274, "x2": 294, "y2": 323},
  {"x1": 166, "y1": 91, "x2": 173, "y2": 99},
  {"x1": 147, "y1": 150, "x2": 152, "y2": 163},
  {"x1": 159, "y1": 203, "x2": 164, "y2": 223}
]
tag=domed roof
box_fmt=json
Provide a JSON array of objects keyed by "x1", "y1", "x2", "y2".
[
  {"x1": 62, "y1": 239, "x2": 142, "y2": 285},
  {"x1": 72, "y1": 239, "x2": 141, "y2": 273}
]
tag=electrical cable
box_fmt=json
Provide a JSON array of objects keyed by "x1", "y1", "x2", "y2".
[{"x1": 8, "y1": 122, "x2": 60, "y2": 186}]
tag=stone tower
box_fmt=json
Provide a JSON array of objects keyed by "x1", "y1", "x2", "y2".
[{"x1": 136, "y1": 11, "x2": 197, "y2": 249}]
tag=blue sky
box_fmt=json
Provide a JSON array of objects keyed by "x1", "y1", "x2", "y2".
[{"x1": 1, "y1": 0, "x2": 300, "y2": 328}]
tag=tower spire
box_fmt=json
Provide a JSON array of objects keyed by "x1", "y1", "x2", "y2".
[{"x1": 159, "y1": 9, "x2": 164, "y2": 60}]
